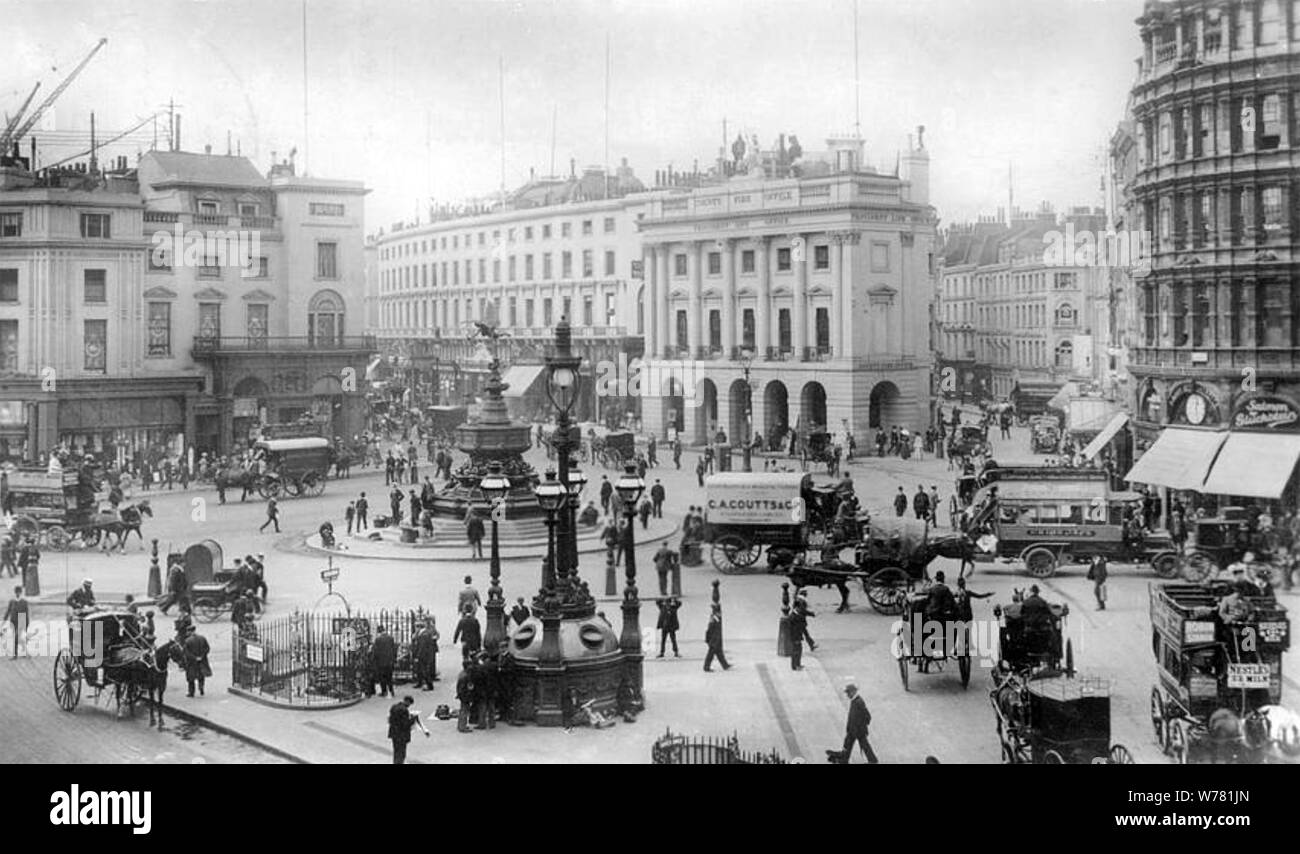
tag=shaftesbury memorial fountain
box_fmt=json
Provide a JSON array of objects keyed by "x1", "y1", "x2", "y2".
[{"x1": 439, "y1": 319, "x2": 644, "y2": 726}]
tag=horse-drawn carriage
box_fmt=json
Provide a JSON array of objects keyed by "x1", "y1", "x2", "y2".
[
  {"x1": 948, "y1": 423, "x2": 991, "y2": 459},
  {"x1": 991, "y1": 589, "x2": 1073, "y2": 686},
  {"x1": 703, "y1": 472, "x2": 837, "y2": 573},
  {"x1": 1150, "y1": 582, "x2": 1293, "y2": 763},
  {"x1": 894, "y1": 588, "x2": 974, "y2": 690},
  {"x1": 1030, "y1": 416, "x2": 1061, "y2": 454},
  {"x1": 181, "y1": 539, "x2": 258, "y2": 622},
  {"x1": 992, "y1": 672, "x2": 1133, "y2": 764},
  {"x1": 424, "y1": 405, "x2": 468, "y2": 444},
  {"x1": 1177, "y1": 509, "x2": 1280, "y2": 583},
  {"x1": 592, "y1": 431, "x2": 636, "y2": 469},
  {"x1": 54, "y1": 610, "x2": 161, "y2": 716},
  {"x1": 783, "y1": 518, "x2": 974, "y2": 615},
  {"x1": 4, "y1": 466, "x2": 150, "y2": 551},
  {"x1": 251, "y1": 437, "x2": 332, "y2": 498}
]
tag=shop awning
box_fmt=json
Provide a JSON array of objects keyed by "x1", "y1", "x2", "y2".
[
  {"x1": 500, "y1": 364, "x2": 547, "y2": 398},
  {"x1": 1124, "y1": 427, "x2": 1227, "y2": 491},
  {"x1": 1047, "y1": 382, "x2": 1079, "y2": 411},
  {"x1": 1201, "y1": 432, "x2": 1300, "y2": 499},
  {"x1": 1081, "y1": 413, "x2": 1129, "y2": 460}
]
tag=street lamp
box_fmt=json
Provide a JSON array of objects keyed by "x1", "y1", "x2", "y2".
[
  {"x1": 480, "y1": 459, "x2": 511, "y2": 653},
  {"x1": 533, "y1": 469, "x2": 566, "y2": 592},
  {"x1": 564, "y1": 464, "x2": 588, "y2": 584},
  {"x1": 614, "y1": 461, "x2": 646, "y2": 709},
  {"x1": 738, "y1": 346, "x2": 755, "y2": 472},
  {"x1": 545, "y1": 317, "x2": 582, "y2": 585}
]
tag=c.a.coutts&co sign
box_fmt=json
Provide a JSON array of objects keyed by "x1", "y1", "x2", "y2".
[{"x1": 1232, "y1": 395, "x2": 1300, "y2": 431}]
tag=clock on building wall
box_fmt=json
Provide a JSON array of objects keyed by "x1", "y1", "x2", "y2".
[{"x1": 1183, "y1": 392, "x2": 1208, "y2": 425}]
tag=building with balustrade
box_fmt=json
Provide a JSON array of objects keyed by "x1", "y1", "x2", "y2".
[
  {"x1": 636, "y1": 133, "x2": 937, "y2": 447},
  {"x1": 1120, "y1": 0, "x2": 1300, "y2": 482},
  {"x1": 0, "y1": 147, "x2": 372, "y2": 465},
  {"x1": 137, "y1": 151, "x2": 371, "y2": 454},
  {"x1": 372, "y1": 164, "x2": 648, "y2": 425}
]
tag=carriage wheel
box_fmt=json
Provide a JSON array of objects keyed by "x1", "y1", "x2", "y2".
[
  {"x1": 1108, "y1": 744, "x2": 1134, "y2": 765},
  {"x1": 1180, "y1": 551, "x2": 1216, "y2": 583},
  {"x1": 1167, "y1": 720, "x2": 1188, "y2": 764},
  {"x1": 303, "y1": 472, "x2": 326, "y2": 497},
  {"x1": 44, "y1": 525, "x2": 71, "y2": 551},
  {"x1": 866, "y1": 567, "x2": 910, "y2": 616},
  {"x1": 1024, "y1": 547, "x2": 1057, "y2": 578},
  {"x1": 1150, "y1": 687, "x2": 1165, "y2": 746},
  {"x1": 958, "y1": 655, "x2": 971, "y2": 688},
  {"x1": 1150, "y1": 551, "x2": 1179, "y2": 579},
  {"x1": 53, "y1": 650, "x2": 82, "y2": 712},
  {"x1": 897, "y1": 656, "x2": 910, "y2": 691},
  {"x1": 196, "y1": 599, "x2": 225, "y2": 623},
  {"x1": 10, "y1": 515, "x2": 39, "y2": 541},
  {"x1": 1042, "y1": 749, "x2": 1067, "y2": 765},
  {"x1": 711, "y1": 535, "x2": 753, "y2": 574}
]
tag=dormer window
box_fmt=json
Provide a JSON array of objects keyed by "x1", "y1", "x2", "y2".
[
  {"x1": 238, "y1": 202, "x2": 260, "y2": 218},
  {"x1": 197, "y1": 200, "x2": 220, "y2": 216}
]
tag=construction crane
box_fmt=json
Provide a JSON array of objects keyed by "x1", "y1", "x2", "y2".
[
  {"x1": 0, "y1": 37, "x2": 108, "y2": 156},
  {"x1": 1, "y1": 83, "x2": 41, "y2": 149}
]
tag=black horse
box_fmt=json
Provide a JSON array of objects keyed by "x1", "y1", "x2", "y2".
[
  {"x1": 98, "y1": 501, "x2": 153, "y2": 552},
  {"x1": 114, "y1": 637, "x2": 186, "y2": 728}
]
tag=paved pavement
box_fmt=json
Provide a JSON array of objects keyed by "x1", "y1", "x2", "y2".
[{"x1": 4, "y1": 425, "x2": 1296, "y2": 763}]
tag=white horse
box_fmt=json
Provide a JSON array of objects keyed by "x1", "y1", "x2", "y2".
[{"x1": 1251, "y1": 705, "x2": 1300, "y2": 760}]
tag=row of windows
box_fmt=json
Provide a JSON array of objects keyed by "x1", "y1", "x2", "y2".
[
  {"x1": 1139, "y1": 279, "x2": 1299, "y2": 349},
  {"x1": 668, "y1": 242, "x2": 880, "y2": 277},
  {"x1": 381, "y1": 292, "x2": 615, "y2": 330},
  {"x1": 381, "y1": 216, "x2": 618, "y2": 261},
  {"x1": 1139, "y1": 184, "x2": 1290, "y2": 251},
  {"x1": 0, "y1": 212, "x2": 111, "y2": 239},
  {"x1": 0, "y1": 268, "x2": 109, "y2": 303},
  {"x1": 666, "y1": 306, "x2": 834, "y2": 352},
  {"x1": 196, "y1": 200, "x2": 265, "y2": 218},
  {"x1": 977, "y1": 337, "x2": 1072, "y2": 369},
  {"x1": 382, "y1": 249, "x2": 617, "y2": 291},
  {"x1": 1139, "y1": 93, "x2": 1297, "y2": 166}
]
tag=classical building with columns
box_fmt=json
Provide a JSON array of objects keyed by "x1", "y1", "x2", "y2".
[{"x1": 637, "y1": 133, "x2": 937, "y2": 446}]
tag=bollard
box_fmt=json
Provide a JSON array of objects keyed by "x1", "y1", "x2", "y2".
[
  {"x1": 147, "y1": 538, "x2": 162, "y2": 598},
  {"x1": 23, "y1": 555, "x2": 39, "y2": 597},
  {"x1": 670, "y1": 553, "x2": 682, "y2": 597},
  {"x1": 777, "y1": 582, "x2": 792, "y2": 657},
  {"x1": 604, "y1": 546, "x2": 617, "y2": 596}
]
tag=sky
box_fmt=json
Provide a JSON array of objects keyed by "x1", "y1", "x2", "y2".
[{"x1": 2, "y1": 0, "x2": 1147, "y2": 232}]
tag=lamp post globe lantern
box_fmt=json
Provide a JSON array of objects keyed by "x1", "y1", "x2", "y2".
[
  {"x1": 534, "y1": 469, "x2": 566, "y2": 592},
  {"x1": 615, "y1": 461, "x2": 646, "y2": 711},
  {"x1": 480, "y1": 459, "x2": 512, "y2": 653}
]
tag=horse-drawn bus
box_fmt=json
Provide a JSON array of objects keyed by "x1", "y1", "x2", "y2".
[
  {"x1": 1150, "y1": 582, "x2": 1292, "y2": 763},
  {"x1": 965, "y1": 468, "x2": 1180, "y2": 579},
  {"x1": 5, "y1": 466, "x2": 151, "y2": 551}
]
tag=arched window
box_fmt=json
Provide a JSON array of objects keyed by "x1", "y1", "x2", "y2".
[
  {"x1": 1054, "y1": 339, "x2": 1074, "y2": 369},
  {"x1": 1055, "y1": 302, "x2": 1076, "y2": 326},
  {"x1": 308, "y1": 290, "x2": 345, "y2": 347}
]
